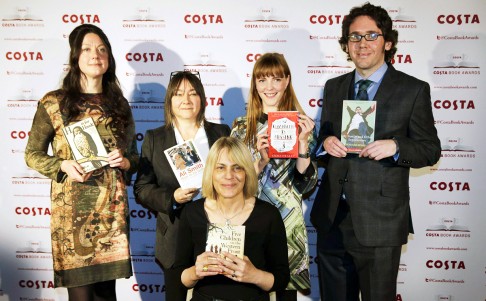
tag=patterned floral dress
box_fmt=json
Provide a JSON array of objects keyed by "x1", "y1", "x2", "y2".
[
  {"x1": 24, "y1": 90, "x2": 139, "y2": 287},
  {"x1": 231, "y1": 114, "x2": 318, "y2": 291}
]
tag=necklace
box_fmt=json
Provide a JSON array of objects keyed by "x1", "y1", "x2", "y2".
[{"x1": 217, "y1": 200, "x2": 246, "y2": 226}]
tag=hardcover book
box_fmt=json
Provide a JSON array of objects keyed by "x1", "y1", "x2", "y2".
[
  {"x1": 267, "y1": 111, "x2": 299, "y2": 158},
  {"x1": 163, "y1": 140, "x2": 204, "y2": 188},
  {"x1": 62, "y1": 117, "x2": 109, "y2": 173},
  {"x1": 341, "y1": 100, "x2": 377, "y2": 153},
  {"x1": 206, "y1": 223, "x2": 245, "y2": 260}
]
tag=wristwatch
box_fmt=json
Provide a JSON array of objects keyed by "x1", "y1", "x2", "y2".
[{"x1": 298, "y1": 152, "x2": 310, "y2": 158}]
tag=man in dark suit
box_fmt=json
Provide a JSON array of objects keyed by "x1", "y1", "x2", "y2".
[{"x1": 311, "y1": 3, "x2": 441, "y2": 301}]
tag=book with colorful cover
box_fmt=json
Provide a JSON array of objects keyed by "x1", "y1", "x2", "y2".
[
  {"x1": 163, "y1": 140, "x2": 204, "y2": 188},
  {"x1": 206, "y1": 223, "x2": 245, "y2": 260},
  {"x1": 340, "y1": 100, "x2": 377, "y2": 153},
  {"x1": 267, "y1": 111, "x2": 299, "y2": 158},
  {"x1": 62, "y1": 117, "x2": 109, "y2": 173}
]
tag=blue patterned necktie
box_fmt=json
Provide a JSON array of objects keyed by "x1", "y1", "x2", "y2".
[{"x1": 356, "y1": 79, "x2": 372, "y2": 100}]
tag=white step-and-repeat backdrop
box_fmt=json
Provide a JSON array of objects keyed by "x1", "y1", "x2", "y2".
[{"x1": 0, "y1": 1, "x2": 484, "y2": 300}]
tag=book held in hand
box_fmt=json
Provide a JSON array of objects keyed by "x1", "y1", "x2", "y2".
[
  {"x1": 62, "y1": 117, "x2": 109, "y2": 173},
  {"x1": 340, "y1": 100, "x2": 377, "y2": 153},
  {"x1": 163, "y1": 140, "x2": 204, "y2": 188},
  {"x1": 268, "y1": 111, "x2": 299, "y2": 158},
  {"x1": 206, "y1": 222, "x2": 245, "y2": 260}
]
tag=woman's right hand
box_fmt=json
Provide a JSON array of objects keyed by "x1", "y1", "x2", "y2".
[
  {"x1": 174, "y1": 187, "x2": 199, "y2": 204},
  {"x1": 194, "y1": 251, "x2": 223, "y2": 279},
  {"x1": 255, "y1": 133, "x2": 270, "y2": 173},
  {"x1": 60, "y1": 160, "x2": 92, "y2": 182}
]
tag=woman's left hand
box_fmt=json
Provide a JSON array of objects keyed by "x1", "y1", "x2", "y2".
[
  {"x1": 107, "y1": 148, "x2": 130, "y2": 171},
  {"x1": 218, "y1": 252, "x2": 257, "y2": 283},
  {"x1": 298, "y1": 114, "x2": 315, "y2": 142}
]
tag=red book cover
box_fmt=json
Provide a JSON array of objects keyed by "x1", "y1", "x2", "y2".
[{"x1": 267, "y1": 111, "x2": 299, "y2": 158}]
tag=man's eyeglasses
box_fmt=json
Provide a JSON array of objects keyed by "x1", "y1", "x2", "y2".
[
  {"x1": 170, "y1": 71, "x2": 201, "y2": 80},
  {"x1": 348, "y1": 32, "x2": 383, "y2": 42}
]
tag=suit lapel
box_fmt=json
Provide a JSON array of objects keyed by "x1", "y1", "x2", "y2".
[
  {"x1": 373, "y1": 64, "x2": 397, "y2": 105},
  {"x1": 204, "y1": 122, "x2": 219, "y2": 146},
  {"x1": 342, "y1": 73, "x2": 355, "y2": 100},
  {"x1": 165, "y1": 127, "x2": 177, "y2": 147}
]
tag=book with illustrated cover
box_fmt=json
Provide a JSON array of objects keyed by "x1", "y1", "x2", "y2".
[
  {"x1": 267, "y1": 111, "x2": 299, "y2": 158},
  {"x1": 341, "y1": 100, "x2": 377, "y2": 153},
  {"x1": 62, "y1": 117, "x2": 109, "y2": 173},
  {"x1": 163, "y1": 140, "x2": 204, "y2": 188},
  {"x1": 206, "y1": 223, "x2": 245, "y2": 260}
]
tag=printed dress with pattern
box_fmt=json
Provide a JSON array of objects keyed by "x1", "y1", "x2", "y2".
[
  {"x1": 231, "y1": 114, "x2": 318, "y2": 291},
  {"x1": 25, "y1": 90, "x2": 139, "y2": 287}
]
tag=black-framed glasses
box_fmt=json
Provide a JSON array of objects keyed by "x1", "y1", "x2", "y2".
[
  {"x1": 170, "y1": 71, "x2": 201, "y2": 80},
  {"x1": 348, "y1": 32, "x2": 383, "y2": 42}
]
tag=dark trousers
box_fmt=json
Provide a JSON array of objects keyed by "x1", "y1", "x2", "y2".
[
  {"x1": 316, "y1": 200, "x2": 402, "y2": 301},
  {"x1": 163, "y1": 267, "x2": 188, "y2": 301}
]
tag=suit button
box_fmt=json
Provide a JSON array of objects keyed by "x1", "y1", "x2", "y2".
[{"x1": 339, "y1": 179, "x2": 344, "y2": 184}]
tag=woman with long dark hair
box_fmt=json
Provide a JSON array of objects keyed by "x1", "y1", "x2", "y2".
[{"x1": 25, "y1": 24, "x2": 139, "y2": 300}]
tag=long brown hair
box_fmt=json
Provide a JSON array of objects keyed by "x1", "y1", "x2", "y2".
[
  {"x1": 243, "y1": 52, "x2": 304, "y2": 146},
  {"x1": 60, "y1": 24, "x2": 131, "y2": 127}
]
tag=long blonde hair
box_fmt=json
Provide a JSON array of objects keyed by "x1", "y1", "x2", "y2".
[{"x1": 243, "y1": 52, "x2": 304, "y2": 146}]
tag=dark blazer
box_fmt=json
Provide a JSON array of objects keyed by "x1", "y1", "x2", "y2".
[
  {"x1": 134, "y1": 122, "x2": 231, "y2": 268},
  {"x1": 310, "y1": 64, "x2": 441, "y2": 246}
]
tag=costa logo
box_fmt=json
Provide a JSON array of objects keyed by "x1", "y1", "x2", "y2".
[
  {"x1": 430, "y1": 182, "x2": 470, "y2": 191},
  {"x1": 426, "y1": 260, "x2": 465, "y2": 270},
  {"x1": 309, "y1": 15, "x2": 344, "y2": 25},
  {"x1": 433, "y1": 100, "x2": 475, "y2": 110},
  {"x1": 184, "y1": 14, "x2": 223, "y2": 24},
  {"x1": 132, "y1": 283, "x2": 165, "y2": 293},
  {"x1": 390, "y1": 54, "x2": 412, "y2": 64},
  {"x1": 15, "y1": 207, "x2": 51, "y2": 216},
  {"x1": 246, "y1": 53, "x2": 262, "y2": 62},
  {"x1": 309, "y1": 98, "x2": 323, "y2": 107},
  {"x1": 206, "y1": 97, "x2": 224, "y2": 106},
  {"x1": 126, "y1": 53, "x2": 164, "y2": 63},
  {"x1": 396, "y1": 294, "x2": 403, "y2": 301},
  {"x1": 62, "y1": 14, "x2": 100, "y2": 24},
  {"x1": 130, "y1": 209, "x2": 157, "y2": 219},
  {"x1": 6, "y1": 51, "x2": 43, "y2": 61},
  {"x1": 11, "y1": 130, "x2": 30, "y2": 139},
  {"x1": 19, "y1": 279, "x2": 54, "y2": 289},
  {"x1": 437, "y1": 14, "x2": 479, "y2": 25}
]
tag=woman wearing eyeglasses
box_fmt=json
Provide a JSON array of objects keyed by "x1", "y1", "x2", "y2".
[
  {"x1": 231, "y1": 53, "x2": 317, "y2": 301},
  {"x1": 134, "y1": 71, "x2": 231, "y2": 301}
]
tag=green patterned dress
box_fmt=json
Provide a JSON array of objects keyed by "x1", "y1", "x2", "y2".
[
  {"x1": 231, "y1": 114, "x2": 317, "y2": 291},
  {"x1": 24, "y1": 90, "x2": 139, "y2": 287}
]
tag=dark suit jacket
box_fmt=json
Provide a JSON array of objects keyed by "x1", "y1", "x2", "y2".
[
  {"x1": 310, "y1": 64, "x2": 441, "y2": 247},
  {"x1": 134, "y1": 121, "x2": 230, "y2": 268}
]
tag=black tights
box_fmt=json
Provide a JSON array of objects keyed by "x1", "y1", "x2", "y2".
[
  {"x1": 276, "y1": 289, "x2": 297, "y2": 301},
  {"x1": 67, "y1": 280, "x2": 116, "y2": 301}
]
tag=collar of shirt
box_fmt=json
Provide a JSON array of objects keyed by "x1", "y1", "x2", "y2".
[{"x1": 354, "y1": 63, "x2": 388, "y2": 100}]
